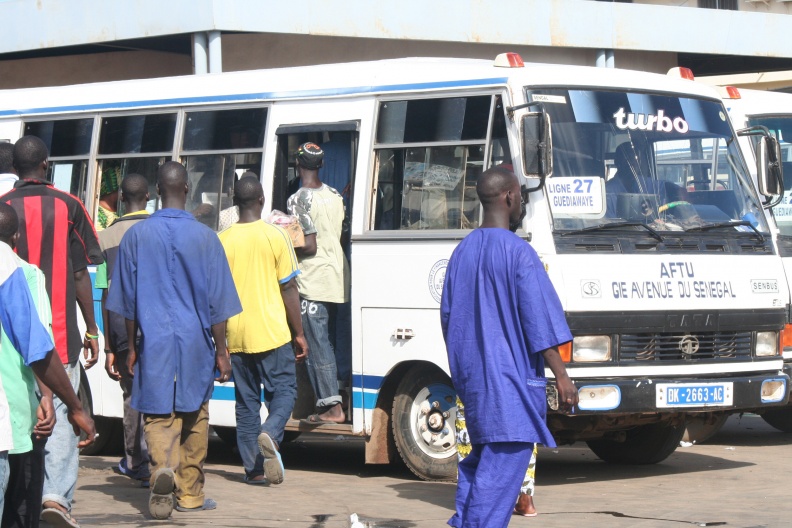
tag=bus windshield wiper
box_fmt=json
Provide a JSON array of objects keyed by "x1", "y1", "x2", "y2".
[
  {"x1": 559, "y1": 221, "x2": 664, "y2": 242},
  {"x1": 685, "y1": 220, "x2": 765, "y2": 243}
]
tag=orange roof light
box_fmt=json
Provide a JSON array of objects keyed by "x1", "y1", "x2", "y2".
[
  {"x1": 494, "y1": 52, "x2": 524, "y2": 68},
  {"x1": 725, "y1": 86, "x2": 741, "y2": 99},
  {"x1": 667, "y1": 67, "x2": 695, "y2": 80}
]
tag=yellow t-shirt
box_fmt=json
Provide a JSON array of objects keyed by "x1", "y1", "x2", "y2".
[{"x1": 218, "y1": 220, "x2": 300, "y2": 354}]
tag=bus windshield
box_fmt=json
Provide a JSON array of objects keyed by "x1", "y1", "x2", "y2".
[
  {"x1": 746, "y1": 115, "x2": 792, "y2": 237},
  {"x1": 526, "y1": 88, "x2": 767, "y2": 235}
]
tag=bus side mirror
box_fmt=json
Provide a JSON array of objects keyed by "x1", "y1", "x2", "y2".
[
  {"x1": 757, "y1": 135, "x2": 783, "y2": 198},
  {"x1": 521, "y1": 111, "x2": 552, "y2": 183}
]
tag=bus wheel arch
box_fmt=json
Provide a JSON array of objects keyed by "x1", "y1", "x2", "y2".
[{"x1": 388, "y1": 363, "x2": 457, "y2": 481}]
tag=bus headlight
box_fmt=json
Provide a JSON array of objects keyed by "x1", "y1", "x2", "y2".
[
  {"x1": 755, "y1": 331, "x2": 779, "y2": 357},
  {"x1": 572, "y1": 336, "x2": 611, "y2": 362}
]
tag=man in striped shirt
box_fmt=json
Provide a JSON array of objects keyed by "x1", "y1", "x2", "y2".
[{"x1": 2, "y1": 136, "x2": 103, "y2": 528}]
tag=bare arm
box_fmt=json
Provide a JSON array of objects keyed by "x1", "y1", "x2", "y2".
[
  {"x1": 32, "y1": 374, "x2": 55, "y2": 439},
  {"x1": 212, "y1": 321, "x2": 231, "y2": 383},
  {"x1": 125, "y1": 318, "x2": 138, "y2": 377},
  {"x1": 541, "y1": 345, "x2": 578, "y2": 413},
  {"x1": 74, "y1": 268, "x2": 99, "y2": 369},
  {"x1": 279, "y1": 277, "x2": 308, "y2": 362},
  {"x1": 101, "y1": 289, "x2": 120, "y2": 381},
  {"x1": 295, "y1": 233, "x2": 317, "y2": 257}
]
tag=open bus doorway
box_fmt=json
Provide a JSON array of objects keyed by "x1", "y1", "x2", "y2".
[{"x1": 273, "y1": 123, "x2": 358, "y2": 428}]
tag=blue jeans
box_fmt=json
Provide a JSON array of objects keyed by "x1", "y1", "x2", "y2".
[
  {"x1": 231, "y1": 344, "x2": 297, "y2": 479},
  {"x1": 331, "y1": 302, "x2": 352, "y2": 385},
  {"x1": 42, "y1": 362, "x2": 80, "y2": 512},
  {"x1": 0, "y1": 451, "x2": 9, "y2": 518},
  {"x1": 300, "y1": 299, "x2": 342, "y2": 408}
]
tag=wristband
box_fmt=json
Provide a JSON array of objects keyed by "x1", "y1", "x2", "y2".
[{"x1": 85, "y1": 332, "x2": 99, "y2": 340}]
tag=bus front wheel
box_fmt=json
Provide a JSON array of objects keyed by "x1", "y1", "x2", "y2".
[
  {"x1": 391, "y1": 366, "x2": 457, "y2": 481},
  {"x1": 586, "y1": 422, "x2": 685, "y2": 465},
  {"x1": 761, "y1": 406, "x2": 792, "y2": 433}
]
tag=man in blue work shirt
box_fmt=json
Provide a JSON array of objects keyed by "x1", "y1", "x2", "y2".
[
  {"x1": 106, "y1": 161, "x2": 241, "y2": 521},
  {"x1": 440, "y1": 166, "x2": 578, "y2": 528}
]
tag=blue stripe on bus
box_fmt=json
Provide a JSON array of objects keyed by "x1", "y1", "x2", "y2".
[
  {"x1": 353, "y1": 390, "x2": 378, "y2": 410},
  {"x1": 212, "y1": 381, "x2": 381, "y2": 409},
  {"x1": 0, "y1": 77, "x2": 508, "y2": 117},
  {"x1": 353, "y1": 374, "x2": 384, "y2": 391}
]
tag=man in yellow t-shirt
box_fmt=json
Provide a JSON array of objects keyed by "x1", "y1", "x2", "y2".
[{"x1": 218, "y1": 175, "x2": 308, "y2": 485}]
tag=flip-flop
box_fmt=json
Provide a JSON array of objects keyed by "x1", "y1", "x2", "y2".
[
  {"x1": 257, "y1": 432, "x2": 285, "y2": 485},
  {"x1": 300, "y1": 414, "x2": 343, "y2": 425},
  {"x1": 513, "y1": 508, "x2": 538, "y2": 517},
  {"x1": 175, "y1": 498, "x2": 217, "y2": 512},
  {"x1": 40, "y1": 507, "x2": 80, "y2": 528},
  {"x1": 148, "y1": 468, "x2": 175, "y2": 520},
  {"x1": 244, "y1": 475, "x2": 270, "y2": 485}
]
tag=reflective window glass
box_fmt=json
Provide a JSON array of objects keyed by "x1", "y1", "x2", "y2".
[
  {"x1": 99, "y1": 114, "x2": 176, "y2": 154},
  {"x1": 183, "y1": 108, "x2": 267, "y2": 151},
  {"x1": 25, "y1": 119, "x2": 93, "y2": 157}
]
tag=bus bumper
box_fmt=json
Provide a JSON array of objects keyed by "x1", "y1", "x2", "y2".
[{"x1": 562, "y1": 372, "x2": 790, "y2": 414}]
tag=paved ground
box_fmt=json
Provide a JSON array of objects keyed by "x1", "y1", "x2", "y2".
[{"x1": 67, "y1": 413, "x2": 790, "y2": 528}]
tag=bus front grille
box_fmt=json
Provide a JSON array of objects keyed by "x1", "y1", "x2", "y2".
[{"x1": 619, "y1": 332, "x2": 752, "y2": 362}]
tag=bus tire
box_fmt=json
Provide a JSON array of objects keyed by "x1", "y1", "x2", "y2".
[
  {"x1": 212, "y1": 426, "x2": 237, "y2": 447},
  {"x1": 761, "y1": 406, "x2": 792, "y2": 433},
  {"x1": 586, "y1": 422, "x2": 685, "y2": 465},
  {"x1": 77, "y1": 373, "x2": 121, "y2": 456},
  {"x1": 391, "y1": 366, "x2": 457, "y2": 481},
  {"x1": 682, "y1": 414, "x2": 729, "y2": 444}
]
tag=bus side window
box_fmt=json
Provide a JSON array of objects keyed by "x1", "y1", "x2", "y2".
[
  {"x1": 26, "y1": 118, "x2": 94, "y2": 204},
  {"x1": 372, "y1": 95, "x2": 493, "y2": 231}
]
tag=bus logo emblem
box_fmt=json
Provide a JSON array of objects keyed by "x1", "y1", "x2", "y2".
[
  {"x1": 428, "y1": 259, "x2": 448, "y2": 303},
  {"x1": 679, "y1": 335, "x2": 700, "y2": 356}
]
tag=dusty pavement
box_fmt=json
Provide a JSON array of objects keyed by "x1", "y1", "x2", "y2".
[{"x1": 67, "y1": 413, "x2": 790, "y2": 528}]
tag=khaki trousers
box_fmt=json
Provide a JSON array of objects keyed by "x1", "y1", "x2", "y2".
[{"x1": 143, "y1": 402, "x2": 209, "y2": 509}]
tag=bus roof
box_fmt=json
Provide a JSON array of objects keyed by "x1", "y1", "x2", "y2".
[
  {"x1": 722, "y1": 87, "x2": 792, "y2": 117},
  {"x1": 0, "y1": 57, "x2": 722, "y2": 118}
]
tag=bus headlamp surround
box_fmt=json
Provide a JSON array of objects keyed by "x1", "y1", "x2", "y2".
[
  {"x1": 572, "y1": 336, "x2": 611, "y2": 362},
  {"x1": 755, "y1": 331, "x2": 779, "y2": 357}
]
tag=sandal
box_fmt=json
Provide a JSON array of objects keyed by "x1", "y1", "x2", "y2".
[
  {"x1": 175, "y1": 498, "x2": 217, "y2": 512},
  {"x1": 40, "y1": 507, "x2": 80, "y2": 528}
]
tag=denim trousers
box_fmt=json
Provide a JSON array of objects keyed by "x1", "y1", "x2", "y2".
[
  {"x1": 331, "y1": 302, "x2": 352, "y2": 385},
  {"x1": 0, "y1": 451, "x2": 9, "y2": 518},
  {"x1": 144, "y1": 402, "x2": 209, "y2": 510},
  {"x1": 42, "y1": 361, "x2": 80, "y2": 512},
  {"x1": 230, "y1": 344, "x2": 297, "y2": 478},
  {"x1": 300, "y1": 298, "x2": 342, "y2": 408}
]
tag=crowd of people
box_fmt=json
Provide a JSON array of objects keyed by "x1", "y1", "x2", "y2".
[
  {"x1": 0, "y1": 137, "x2": 353, "y2": 525},
  {"x1": 0, "y1": 135, "x2": 574, "y2": 528}
]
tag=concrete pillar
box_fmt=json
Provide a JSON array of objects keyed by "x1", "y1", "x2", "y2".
[
  {"x1": 606, "y1": 49, "x2": 615, "y2": 68},
  {"x1": 208, "y1": 31, "x2": 223, "y2": 73},
  {"x1": 596, "y1": 49, "x2": 607, "y2": 68},
  {"x1": 193, "y1": 32, "x2": 208, "y2": 74}
]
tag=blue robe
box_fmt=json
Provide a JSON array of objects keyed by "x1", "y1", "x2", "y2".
[
  {"x1": 440, "y1": 227, "x2": 571, "y2": 447},
  {"x1": 106, "y1": 208, "x2": 242, "y2": 415}
]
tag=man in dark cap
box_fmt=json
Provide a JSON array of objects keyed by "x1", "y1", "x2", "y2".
[
  {"x1": 287, "y1": 143, "x2": 349, "y2": 424},
  {"x1": 106, "y1": 161, "x2": 241, "y2": 520}
]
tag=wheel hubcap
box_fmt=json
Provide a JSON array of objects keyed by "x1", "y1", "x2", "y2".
[{"x1": 410, "y1": 383, "x2": 456, "y2": 459}]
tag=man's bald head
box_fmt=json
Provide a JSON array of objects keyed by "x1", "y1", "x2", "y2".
[
  {"x1": 234, "y1": 173, "x2": 264, "y2": 209},
  {"x1": 13, "y1": 136, "x2": 48, "y2": 178},
  {"x1": 157, "y1": 161, "x2": 188, "y2": 206},
  {"x1": 0, "y1": 202, "x2": 19, "y2": 245},
  {"x1": 121, "y1": 173, "x2": 149, "y2": 203},
  {"x1": 477, "y1": 166, "x2": 519, "y2": 206}
]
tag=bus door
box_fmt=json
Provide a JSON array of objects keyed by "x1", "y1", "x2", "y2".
[
  {"x1": 355, "y1": 93, "x2": 512, "y2": 479},
  {"x1": 272, "y1": 121, "x2": 359, "y2": 429}
]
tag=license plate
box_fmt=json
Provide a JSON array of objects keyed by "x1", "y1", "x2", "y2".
[{"x1": 656, "y1": 382, "x2": 733, "y2": 408}]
